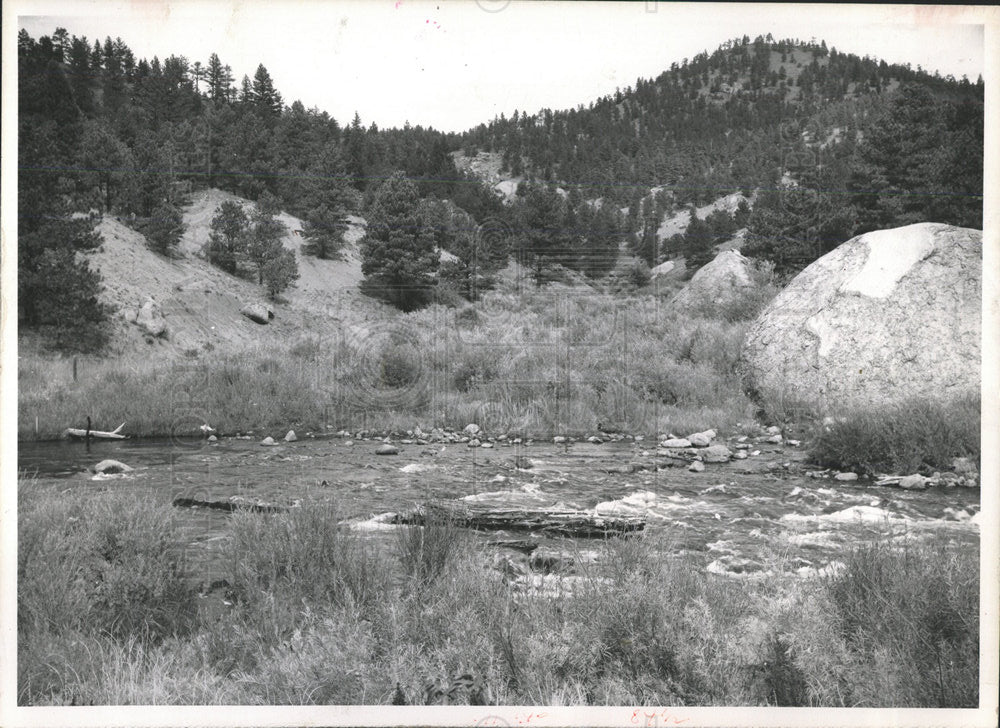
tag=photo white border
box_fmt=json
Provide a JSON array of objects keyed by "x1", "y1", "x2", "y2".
[{"x1": 1, "y1": 3, "x2": 997, "y2": 727}]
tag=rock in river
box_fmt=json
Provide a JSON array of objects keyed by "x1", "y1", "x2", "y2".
[
  {"x1": 899, "y1": 474, "x2": 928, "y2": 490},
  {"x1": 661, "y1": 438, "x2": 692, "y2": 448},
  {"x1": 702, "y1": 444, "x2": 732, "y2": 463},
  {"x1": 687, "y1": 431, "x2": 714, "y2": 448},
  {"x1": 376, "y1": 444, "x2": 399, "y2": 455},
  {"x1": 93, "y1": 459, "x2": 133, "y2": 474},
  {"x1": 284, "y1": 430, "x2": 298, "y2": 442}
]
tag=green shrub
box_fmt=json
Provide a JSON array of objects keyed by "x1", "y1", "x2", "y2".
[
  {"x1": 810, "y1": 394, "x2": 980, "y2": 475},
  {"x1": 377, "y1": 343, "x2": 422, "y2": 389}
]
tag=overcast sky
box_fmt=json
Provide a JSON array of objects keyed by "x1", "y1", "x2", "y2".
[{"x1": 12, "y1": 1, "x2": 993, "y2": 133}]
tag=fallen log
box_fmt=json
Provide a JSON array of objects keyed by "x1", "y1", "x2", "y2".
[
  {"x1": 172, "y1": 495, "x2": 293, "y2": 514},
  {"x1": 396, "y1": 501, "x2": 644, "y2": 539},
  {"x1": 65, "y1": 422, "x2": 128, "y2": 440}
]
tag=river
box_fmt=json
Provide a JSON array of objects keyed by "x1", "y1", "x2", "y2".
[{"x1": 18, "y1": 434, "x2": 981, "y2": 585}]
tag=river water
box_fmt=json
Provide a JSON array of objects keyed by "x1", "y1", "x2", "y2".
[{"x1": 18, "y1": 434, "x2": 981, "y2": 584}]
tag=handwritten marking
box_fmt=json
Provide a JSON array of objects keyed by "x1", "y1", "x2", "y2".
[{"x1": 631, "y1": 709, "x2": 689, "y2": 726}]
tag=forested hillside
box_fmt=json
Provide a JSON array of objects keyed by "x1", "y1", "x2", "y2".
[
  {"x1": 17, "y1": 29, "x2": 983, "y2": 352},
  {"x1": 463, "y1": 34, "x2": 983, "y2": 272}
]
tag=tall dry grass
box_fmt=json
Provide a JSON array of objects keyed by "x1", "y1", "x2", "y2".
[
  {"x1": 17, "y1": 483, "x2": 980, "y2": 707},
  {"x1": 20, "y1": 284, "x2": 767, "y2": 440}
]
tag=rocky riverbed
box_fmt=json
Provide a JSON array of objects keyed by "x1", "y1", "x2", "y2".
[{"x1": 20, "y1": 425, "x2": 981, "y2": 596}]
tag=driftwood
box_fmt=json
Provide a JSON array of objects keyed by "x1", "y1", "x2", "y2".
[
  {"x1": 172, "y1": 496, "x2": 292, "y2": 514},
  {"x1": 397, "y1": 501, "x2": 644, "y2": 539},
  {"x1": 65, "y1": 422, "x2": 127, "y2": 440}
]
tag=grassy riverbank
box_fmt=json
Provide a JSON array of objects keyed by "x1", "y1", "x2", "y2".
[
  {"x1": 18, "y1": 483, "x2": 979, "y2": 707},
  {"x1": 19, "y1": 285, "x2": 768, "y2": 442}
]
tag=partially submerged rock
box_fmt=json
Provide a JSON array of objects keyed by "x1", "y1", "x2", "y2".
[
  {"x1": 898, "y1": 474, "x2": 928, "y2": 490},
  {"x1": 375, "y1": 443, "x2": 399, "y2": 455},
  {"x1": 93, "y1": 459, "x2": 133, "y2": 474}
]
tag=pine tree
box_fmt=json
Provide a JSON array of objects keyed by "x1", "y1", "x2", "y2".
[
  {"x1": 262, "y1": 248, "x2": 299, "y2": 299},
  {"x1": 207, "y1": 200, "x2": 248, "y2": 274},
  {"x1": 239, "y1": 75, "x2": 253, "y2": 105},
  {"x1": 67, "y1": 36, "x2": 93, "y2": 113},
  {"x1": 251, "y1": 63, "x2": 283, "y2": 116},
  {"x1": 206, "y1": 53, "x2": 229, "y2": 102},
  {"x1": 51, "y1": 27, "x2": 69, "y2": 61},
  {"x1": 191, "y1": 61, "x2": 204, "y2": 92},
  {"x1": 520, "y1": 182, "x2": 570, "y2": 283},
  {"x1": 245, "y1": 193, "x2": 289, "y2": 284},
  {"x1": 78, "y1": 120, "x2": 135, "y2": 212},
  {"x1": 435, "y1": 205, "x2": 507, "y2": 300},
  {"x1": 101, "y1": 39, "x2": 126, "y2": 115},
  {"x1": 137, "y1": 201, "x2": 184, "y2": 256},
  {"x1": 344, "y1": 112, "x2": 367, "y2": 188},
  {"x1": 360, "y1": 171, "x2": 439, "y2": 310},
  {"x1": 682, "y1": 207, "x2": 713, "y2": 269},
  {"x1": 302, "y1": 202, "x2": 348, "y2": 259}
]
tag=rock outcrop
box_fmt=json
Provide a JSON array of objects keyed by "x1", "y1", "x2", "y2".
[
  {"x1": 672, "y1": 250, "x2": 754, "y2": 311},
  {"x1": 741, "y1": 223, "x2": 981, "y2": 412}
]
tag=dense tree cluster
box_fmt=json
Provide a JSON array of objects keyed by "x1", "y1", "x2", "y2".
[
  {"x1": 206, "y1": 195, "x2": 299, "y2": 298},
  {"x1": 16, "y1": 26, "x2": 500, "y2": 336}
]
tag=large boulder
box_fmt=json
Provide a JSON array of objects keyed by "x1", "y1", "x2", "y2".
[
  {"x1": 240, "y1": 302, "x2": 274, "y2": 325},
  {"x1": 134, "y1": 296, "x2": 167, "y2": 338},
  {"x1": 651, "y1": 259, "x2": 686, "y2": 280},
  {"x1": 672, "y1": 250, "x2": 754, "y2": 311},
  {"x1": 741, "y1": 223, "x2": 981, "y2": 413}
]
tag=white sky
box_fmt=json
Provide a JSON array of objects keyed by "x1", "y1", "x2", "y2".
[{"x1": 10, "y1": 2, "x2": 996, "y2": 133}]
